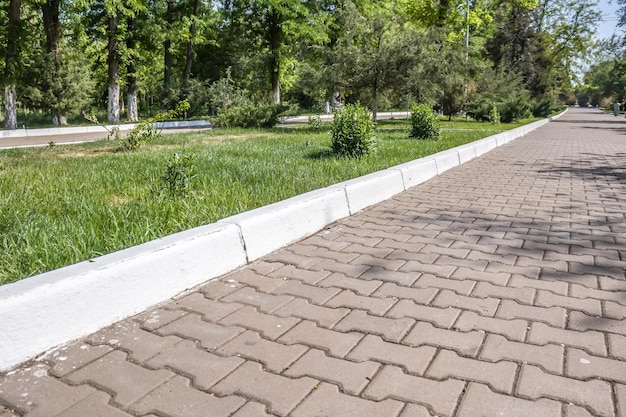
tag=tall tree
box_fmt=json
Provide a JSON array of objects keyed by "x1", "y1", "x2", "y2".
[
  {"x1": 331, "y1": 0, "x2": 420, "y2": 119},
  {"x1": 222, "y1": 0, "x2": 329, "y2": 104},
  {"x1": 3, "y1": 0, "x2": 21, "y2": 129}
]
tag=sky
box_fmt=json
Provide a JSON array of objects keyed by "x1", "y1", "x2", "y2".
[{"x1": 596, "y1": 0, "x2": 621, "y2": 39}]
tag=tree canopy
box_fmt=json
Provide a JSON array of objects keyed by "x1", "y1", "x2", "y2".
[{"x1": 0, "y1": 0, "x2": 606, "y2": 128}]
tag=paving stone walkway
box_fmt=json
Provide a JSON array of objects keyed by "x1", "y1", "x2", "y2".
[{"x1": 1, "y1": 107, "x2": 626, "y2": 417}]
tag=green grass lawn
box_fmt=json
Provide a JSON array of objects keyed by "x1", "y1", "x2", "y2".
[{"x1": 0, "y1": 118, "x2": 539, "y2": 284}]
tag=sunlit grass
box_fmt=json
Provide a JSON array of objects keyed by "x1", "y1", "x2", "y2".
[{"x1": 0, "y1": 118, "x2": 539, "y2": 284}]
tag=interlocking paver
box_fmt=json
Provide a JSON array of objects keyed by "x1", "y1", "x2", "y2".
[
  {"x1": 274, "y1": 297, "x2": 349, "y2": 328},
  {"x1": 147, "y1": 339, "x2": 244, "y2": 389},
  {"x1": 216, "y1": 330, "x2": 306, "y2": 373},
  {"x1": 433, "y1": 289, "x2": 500, "y2": 316},
  {"x1": 347, "y1": 334, "x2": 436, "y2": 375},
  {"x1": 616, "y1": 384, "x2": 626, "y2": 417},
  {"x1": 270, "y1": 279, "x2": 340, "y2": 304},
  {"x1": 608, "y1": 334, "x2": 626, "y2": 360},
  {"x1": 221, "y1": 268, "x2": 286, "y2": 293},
  {"x1": 4, "y1": 108, "x2": 626, "y2": 417},
  {"x1": 231, "y1": 402, "x2": 273, "y2": 417},
  {"x1": 372, "y1": 282, "x2": 439, "y2": 304},
  {"x1": 364, "y1": 365, "x2": 465, "y2": 417},
  {"x1": 427, "y1": 349, "x2": 517, "y2": 393},
  {"x1": 472, "y1": 281, "x2": 535, "y2": 304},
  {"x1": 317, "y1": 272, "x2": 383, "y2": 295},
  {"x1": 497, "y1": 299, "x2": 567, "y2": 327},
  {"x1": 517, "y1": 364, "x2": 614, "y2": 417},
  {"x1": 284, "y1": 348, "x2": 380, "y2": 394},
  {"x1": 566, "y1": 348, "x2": 626, "y2": 384},
  {"x1": 43, "y1": 341, "x2": 113, "y2": 377},
  {"x1": 535, "y1": 290, "x2": 602, "y2": 316},
  {"x1": 457, "y1": 383, "x2": 562, "y2": 417},
  {"x1": 508, "y1": 275, "x2": 568, "y2": 295},
  {"x1": 453, "y1": 311, "x2": 527, "y2": 341},
  {"x1": 480, "y1": 334, "x2": 563, "y2": 374},
  {"x1": 278, "y1": 320, "x2": 362, "y2": 357},
  {"x1": 527, "y1": 322, "x2": 608, "y2": 356},
  {"x1": 134, "y1": 307, "x2": 188, "y2": 330},
  {"x1": 55, "y1": 392, "x2": 132, "y2": 417},
  {"x1": 0, "y1": 364, "x2": 95, "y2": 417},
  {"x1": 219, "y1": 306, "x2": 299, "y2": 340},
  {"x1": 211, "y1": 361, "x2": 317, "y2": 417},
  {"x1": 167, "y1": 292, "x2": 244, "y2": 321},
  {"x1": 65, "y1": 350, "x2": 173, "y2": 407},
  {"x1": 414, "y1": 273, "x2": 476, "y2": 295},
  {"x1": 130, "y1": 375, "x2": 245, "y2": 417},
  {"x1": 334, "y1": 310, "x2": 414, "y2": 342},
  {"x1": 605, "y1": 301, "x2": 626, "y2": 320},
  {"x1": 403, "y1": 321, "x2": 485, "y2": 357},
  {"x1": 291, "y1": 382, "x2": 404, "y2": 417},
  {"x1": 159, "y1": 313, "x2": 244, "y2": 349},
  {"x1": 324, "y1": 290, "x2": 396, "y2": 315},
  {"x1": 268, "y1": 264, "x2": 331, "y2": 285},
  {"x1": 387, "y1": 299, "x2": 461, "y2": 328},
  {"x1": 221, "y1": 287, "x2": 293, "y2": 313},
  {"x1": 87, "y1": 319, "x2": 180, "y2": 363},
  {"x1": 569, "y1": 310, "x2": 626, "y2": 336}
]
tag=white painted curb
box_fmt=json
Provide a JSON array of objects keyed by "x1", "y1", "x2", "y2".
[
  {"x1": 0, "y1": 120, "x2": 211, "y2": 139},
  {"x1": 219, "y1": 188, "x2": 351, "y2": 262},
  {"x1": 0, "y1": 111, "x2": 566, "y2": 371}
]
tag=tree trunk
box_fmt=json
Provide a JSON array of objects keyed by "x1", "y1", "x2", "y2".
[
  {"x1": 164, "y1": 0, "x2": 174, "y2": 90},
  {"x1": 42, "y1": 0, "x2": 66, "y2": 123},
  {"x1": 269, "y1": 9, "x2": 281, "y2": 104},
  {"x1": 126, "y1": 19, "x2": 139, "y2": 121},
  {"x1": 4, "y1": 86, "x2": 18, "y2": 130},
  {"x1": 127, "y1": 82, "x2": 138, "y2": 122},
  {"x1": 4, "y1": 0, "x2": 21, "y2": 130},
  {"x1": 42, "y1": 0, "x2": 61, "y2": 57},
  {"x1": 182, "y1": 0, "x2": 201, "y2": 90},
  {"x1": 107, "y1": 15, "x2": 120, "y2": 123},
  {"x1": 372, "y1": 80, "x2": 378, "y2": 122}
]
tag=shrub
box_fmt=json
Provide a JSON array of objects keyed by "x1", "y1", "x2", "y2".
[
  {"x1": 331, "y1": 103, "x2": 376, "y2": 157},
  {"x1": 489, "y1": 104, "x2": 501, "y2": 124},
  {"x1": 212, "y1": 102, "x2": 290, "y2": 128},
  {"x1": 499, "y1": 96, "x2": 531, "y2": 123},
  {"x1": 161, "y1": 153, "x2": 198, "y2": 196},
  {"x1": 531, "y1": 97, "x2": 564, "y2": 118},
  {"x1": 410, "y1": 103, "x2": 441, "y2": 140}
]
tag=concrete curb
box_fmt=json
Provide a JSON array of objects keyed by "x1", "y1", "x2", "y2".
[
  {"x1": 0, "y1": 111, "x2": 566, "y2": 371},
  {"x1": 0, "y1": 120, "x2": 211, "y2": 139}
]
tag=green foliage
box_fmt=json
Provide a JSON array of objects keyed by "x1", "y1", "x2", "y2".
[
  {"x1": 410, "y1": 103, "x2": 441, "y2": 140},
  {"x1": 212, "y1": 101, "x2": 291, "y2": 129},
  {"x1": 120, "y1": 101, "x2": 191, "y2": 151},
  {"x1": 331, "y1": 103, "x2": 376, "y2": 157},
  {"x1": 21, "y1": 48, "x2": 95, "y2": 124},
  {"x1": 489, "y1": 105, "x2": 501, "y2": 124},
  {"x1": 531, "y1": 97, "x2": 564, "y2": 117},
  {"x1": 307, "y1": 115, "x2": 323, "y2": 131},
  {"x1": 161, "y1": 153, "x2": 198, "y2": 196},
  {"x1": 499, "y1": 96, "x2": 531, "y2": 123}
]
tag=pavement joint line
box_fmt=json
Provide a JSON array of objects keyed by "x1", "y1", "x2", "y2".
[{"x1": 0, "y1": 111, "x2": 566, "y2": 371}]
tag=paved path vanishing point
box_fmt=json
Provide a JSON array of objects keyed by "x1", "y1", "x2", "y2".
[{"x1": 1, "y1": 106, "x2": 625, "y2": 417}]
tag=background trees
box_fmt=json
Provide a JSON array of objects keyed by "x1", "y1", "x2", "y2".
[{"x1": 0, "y1": 0, "x2": 608, "y2": 129}]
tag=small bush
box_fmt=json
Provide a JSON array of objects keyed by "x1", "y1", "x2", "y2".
[
  {"x1": 161, "y1": 152, "x2": 198, "y2": 196},
  {"x1": 531, "y1": 97, "x2": 564, "y2": 118},
  {"x1": 489, "y1": 105, "x2": 501, "y2": 124},
  {"x1": 330, "y1": 103, "x2": 376, "y2": 157},
  {"x1": 212, "y1": 102, "x2": 289, "y2": 128},
  {"x1": 499, "y1": 96, "x2": 531, "y2": 123},
  {"x1": 410, "y1": 103, "x2": 441, "y2": 140}
]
